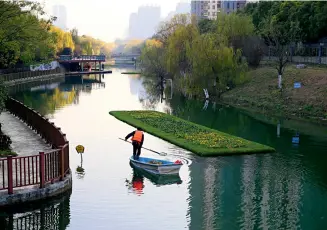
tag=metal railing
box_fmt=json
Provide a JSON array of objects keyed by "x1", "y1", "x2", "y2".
[
  {"x1": 0, "y1": 98, "x2": 70, "y2": 195},
  {"x1": 0, "y1": 68, "x2": 63, "y2": 82},
  {"x1": 59, "y1": 55, "x2": 106, "y2": 61}
]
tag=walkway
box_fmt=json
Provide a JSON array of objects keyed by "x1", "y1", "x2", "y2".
[{"x1": 0, "y1": 111, "x2": 53, "y2": 156}]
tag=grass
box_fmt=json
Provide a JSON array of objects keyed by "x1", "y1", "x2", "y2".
[
  {"x1": 222, "y1": 64, "x2": 327, "y2": 124},
  {"x1": 109, "y1": 110, "x2": 275, "y2": 156},
  {"x1": 0, "y1": 150, "x2": 17, "y2": 158}
]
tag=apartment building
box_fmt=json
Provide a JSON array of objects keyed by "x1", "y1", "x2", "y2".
[{"x1": 191, "y1": 0, "x2": 247, "y2": 20}]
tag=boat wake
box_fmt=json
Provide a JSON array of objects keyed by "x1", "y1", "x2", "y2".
[{"x1": 162, "y1": 148, "x2": 195, "y2": 166}]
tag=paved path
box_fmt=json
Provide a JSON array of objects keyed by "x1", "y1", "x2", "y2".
[{"x1": 0, "y1": 111, "x2": 52, "y2": 156}]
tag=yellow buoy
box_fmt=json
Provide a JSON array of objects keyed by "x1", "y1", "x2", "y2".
[{"x1": 75, "y1": 145, "x2": 85, "y2": 154}]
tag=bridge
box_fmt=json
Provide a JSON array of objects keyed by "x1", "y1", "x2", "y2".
[
  {"x1": 58, "y1": 55, "x2": 106, "y2": 63},
  {"x1": 110, "y1": 53, "x2": 140, "y2": 59}
]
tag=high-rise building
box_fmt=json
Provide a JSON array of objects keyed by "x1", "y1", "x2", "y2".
[
  {"x1": 128, "y1": 5, "x2": 161, "y2": 39},
  {"x1": 191, "y1": 0, "x2": 247, "y2": 20},
  {"x1": 52, "y1": 5, "x2": 67, "y2": 30},
  {"x1": 166, "y1": 1, "x2": 191, "y2": 21}
]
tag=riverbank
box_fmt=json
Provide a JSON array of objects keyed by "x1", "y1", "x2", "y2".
[
  {"x1": 221, "y1": 64, "x2": 327, "y2": 125},
  {"x1": 109, "y1": 110, "x2": 275, "y2": 156}
]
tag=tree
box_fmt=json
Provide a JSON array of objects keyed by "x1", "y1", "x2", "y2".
[
  {"x1": 198, "y1": 19, "x2": 215, "y2": 34},
  {"x1": 166, "y1": 23, "x2": 199, "y2": 75},
  {"x1": 215, "y1": 13, "x2": 255, "y2": 49},
  {"x1": 241, "y1": 1, "x2": 327, "y2": 43},
  {"x1": 189, "y1": 33, "x2": 247, "y2": 97},
  {"x1": 140, "y1": 40, "x2": 168, "y2": 92},
  {"x1": 154, "y1": 14, "x2": 193, "y2": 45},
  {"x1": 263, "y1": 15, "x2": 301, "y2": 89},
  {"x1": 0, "y1": 0, "x2": 55, "y2": 67}
]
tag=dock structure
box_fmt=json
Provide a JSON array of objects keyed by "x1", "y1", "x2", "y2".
[{"x1": 58, "y1": 55, "x2": 108, "y2": 74}]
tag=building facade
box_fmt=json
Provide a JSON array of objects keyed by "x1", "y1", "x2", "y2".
[
  {"x1": 52, "y1": 5, "x2": 67, "y2": 30},
  {"x1": 128, "y1": 5, "x2": 161, "y2": 39},
  {"x1": 191, "y1": 0, "x2": 247, "y2": 20}
]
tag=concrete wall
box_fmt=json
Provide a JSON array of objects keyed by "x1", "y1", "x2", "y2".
[{"x1": 0, "y1": 172, "x2": 72, "y2": 207}]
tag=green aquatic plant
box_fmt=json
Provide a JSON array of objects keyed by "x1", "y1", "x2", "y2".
[{"x1": 109, "y1": 110, "x2": 275, "y2": 156}]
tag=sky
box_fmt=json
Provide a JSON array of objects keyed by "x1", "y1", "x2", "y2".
[{"x1": 38, "y1": 0, "x2": 190, "y2": 42}]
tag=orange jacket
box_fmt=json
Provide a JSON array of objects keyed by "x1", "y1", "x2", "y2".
[{"x1": 132, "y1": 130, "x2": 143, "y2": 143}]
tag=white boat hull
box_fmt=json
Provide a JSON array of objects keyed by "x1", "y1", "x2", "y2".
[{"x1": 130, "y1": 157, "x2": 182, "y2": 175}]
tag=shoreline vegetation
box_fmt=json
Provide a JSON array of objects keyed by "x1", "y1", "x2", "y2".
[
  {"x1": 0, "y1": 150, "x2": 17, "y2": 158},
  {"x1": 138, "y1": 1, "x2": 327, "y2": 126},
  {"x1": 221, "y1": 64, "x2": 327, "y2": 125},
  {"x1": 109, "y1": 110, "x2": 275, "y2": 156}
]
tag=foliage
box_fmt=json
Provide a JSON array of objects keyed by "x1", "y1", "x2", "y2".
[
  {"x1": 141, "y1": 13, "x2": 252, "y2": 98},
  {"x1": 166, "y1": 22, "x2": 198, "y2": 74},
  {"x1": 0, "y1": 79, "x2": 8, "y2": 112},
  {"x1": 198, "y1": 19, "x2": 215, "y2": 35},
  {"x1": 221, "y1": 65, "x2": 327, "y2": 124},
  {"x1": 109, "y1": 110, "x2": 275, "y2": 156},
  {"x1": 241, "y1": 1, "x2": 327, "y2": 43},
  {"x1": 0, "y1": 1, "x2": 115, "y2": 68},
  {"x1": 0, "y1": 0, "x2": 55, "y2": 68},
  {"x1": 154, "y1": 14, "x2": 193, "y2": 45},
  {"x1": 0, "y1": 131, "x2": 12, "y2": 150},
  {"x1": 0, "y1": 150, "x2": 17, "y2": 157},
  {"x1": 14, "y1": 87, "x2": 78, "y2": 116},
  {"x1": 140, "y1": 39, "x2": 168, "y2": 83},
  {"x1": 215, "y1": 13, "x2": 255, "y2": 47}
]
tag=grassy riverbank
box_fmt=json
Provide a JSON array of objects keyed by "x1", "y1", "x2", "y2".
[
  {"x1": 0, "y1": 150, "x2": 17, "y2": 157},
  {"x1": 222, "y1": 65, "x2": 327, "y2": 125},
  {"x1": 109, "y1": 110, "x2": 275, "y2": 156}
]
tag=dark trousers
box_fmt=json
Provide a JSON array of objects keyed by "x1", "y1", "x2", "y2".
[{"x1": 132, "y1": 141, "x2": 142, "y2": 159}]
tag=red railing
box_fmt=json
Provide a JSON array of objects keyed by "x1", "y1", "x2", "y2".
[{"x1": 0, "y1": 98, "x2": 70, "y2": 195}]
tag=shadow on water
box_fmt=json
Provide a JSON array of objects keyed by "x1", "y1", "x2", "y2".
[{"x1": 0, "y1": 190, "x2": 71, "y2": 230}]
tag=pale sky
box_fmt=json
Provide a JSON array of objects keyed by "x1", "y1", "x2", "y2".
[{"x1": 38, "y1": 0, "x2": 190, "y2": 42}]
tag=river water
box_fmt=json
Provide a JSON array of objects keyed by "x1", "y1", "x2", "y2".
[{"x1": 2, "y1": 67, "x2": 327, "y2": 230}]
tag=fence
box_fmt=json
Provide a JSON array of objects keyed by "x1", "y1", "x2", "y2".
[
  {"x1": 0, "y1": 98, "x2": 70, "y2": 195},
  {"x1": 0, "y1": 68, "x2": 63, "y2": 82},
  {"x1": 0, "y1": 194, "x2": 70, "y2": 229},
  {"x1": 0, "y1": 67, "x2": 31, "y2": 75},
  {"x1": 261, "y1": 43, "x2": 327, "y2": 65},
  {"x1": 59, "y1": 55, "x2": 106, "y2": 61}
]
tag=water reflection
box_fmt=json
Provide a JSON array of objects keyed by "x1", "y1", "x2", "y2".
[
  {"x1": 128, "y1": 162, "x2": 183, "y2": 188},
  {"x1": 13, "y1": 81, "x2": 105, "y2": 116},
  {"x1": 0, "y1": 191, "x2": 71, "y2": 230},
  {"x1": 141, "y1": 84, "x2": 327, "y2": 229},
  {"x1": 8, "y1": 69, "x2": 327, "y2": 229},
  {"x1": 125, "y1": 168, "x2": 145, "y2": 196}
]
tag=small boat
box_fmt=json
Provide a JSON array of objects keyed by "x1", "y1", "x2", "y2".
[
  {"x1": 129, "y1": 156, "x2": 182, "y2": 175},
  {"x1": 129, "y1": 162, "x2": 183, "y2": 185}
]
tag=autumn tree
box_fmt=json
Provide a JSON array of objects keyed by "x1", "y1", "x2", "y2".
[
  {"x1": 0, "y1": 0, "x2": 55, "y2": 67},
  {"x1": 166, "y1": 22, "x2": 199, "y2": 75}
]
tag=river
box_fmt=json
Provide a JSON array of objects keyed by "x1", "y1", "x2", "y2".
[{"x1": 2, "y1": 67, "x2": 327, "y2": 230}]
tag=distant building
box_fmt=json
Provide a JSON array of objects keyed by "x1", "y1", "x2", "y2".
[
  {"x1": 191, "y1": 0, "x2": 247, "y2": 20},
  {"x1": 128, "y1": 5, "x2": 161, "y2": 39},
  {"x1": 52, "y1": 5, "x2": 67, "y2": 30},
  {"x1": 165, "y1": 2, "x2": 191, "y2": 21}
]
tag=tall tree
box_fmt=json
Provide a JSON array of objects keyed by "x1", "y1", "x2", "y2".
[{"x1": 262, "y1": 12, "x2": 301, "y2": 89}]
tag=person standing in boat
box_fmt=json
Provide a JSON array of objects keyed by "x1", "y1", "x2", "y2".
[{"x1": 125, "y1": 128, "x2": 144, "y2": 160}]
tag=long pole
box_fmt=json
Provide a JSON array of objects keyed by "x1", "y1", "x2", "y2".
[{"x1": 118, "y1": 138, "x2": 167, "y2": 156}]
